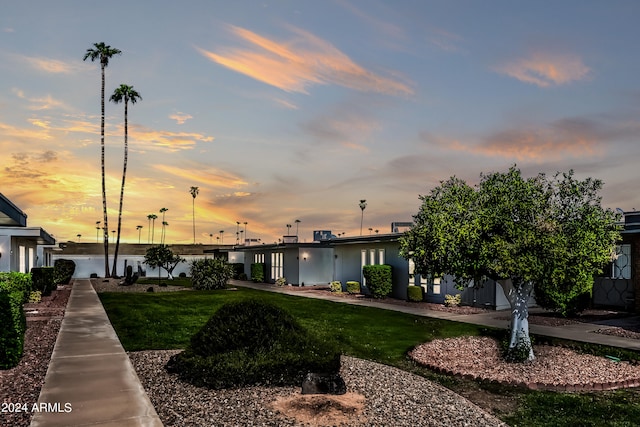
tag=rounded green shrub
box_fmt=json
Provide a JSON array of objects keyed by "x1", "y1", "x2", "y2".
[
  {"x1": 362, "y1": 265, "x2": 392, "y2": 299},
  {"x1": 407, "y1": 285, "x2": 423, "y2": 302},
  {"x1": 346, "y1": 281, "x2": 360, "y2": 294},
  {"x1": 0, "y1": 272, "x2": 32, "y2": 304},
  {"x1": 330, "y1": 281, "x2": 342, "y2": 293},
  {"x1": 31, "y1": 267, "x2": 55, "y2": 296},
  {"x1": 190, "y1": 258, "x2": 234, "y2": 290},
  {"x1": 166, "y1": 299, "x2": 341, "y2": 389}
]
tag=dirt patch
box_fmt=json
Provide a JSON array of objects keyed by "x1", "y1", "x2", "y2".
[{"x1": 271, "y1": 392, "x2": 367, "y2": 426}]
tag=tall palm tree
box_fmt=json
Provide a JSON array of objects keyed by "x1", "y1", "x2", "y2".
[
  {"x1": 189, "y1": 186, "x2": 199, "y2": 244},
  {"x1": 159, "y1": 208, "x2": 168, "y2": 244},
  {"x1": 83, "y1": 42, "x2": 121, "y2": 278},
  {"x1": 161, "y1": 221, "x2": 169, "y2": 244},
  {"x1": 109, "y1": 84, "x2": 142, "y2": 277},
  {"x1": 150, "y1": 214, "x2": 158, "y2": 244}
]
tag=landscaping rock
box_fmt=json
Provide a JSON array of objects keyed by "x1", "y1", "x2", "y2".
[{"x1": 301, "y1": 372, "x2": 347, "y2": 395}]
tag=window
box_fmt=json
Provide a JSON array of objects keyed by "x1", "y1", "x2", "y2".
[
  {"x1": 28, "y1": 247, "x2": 35, "y2": 270},
  {"x1": 611, "y1": 244, "x2": 631, "y2": 279},
  {"x1": 254, "y1": 253, "x2": 264, "y2": 263},
  {"x1": 271, "y1": 252, "x2": 283, "y2": 280},
  {"x1": 19, "y1": 246, "x2": 26, "y2": 273},
  {"x1": 378, "y1": 249, "x2": 385, "y2": 265},
  {"x1": 432, "y1": 277, "x2": 441, "y2": 294}
]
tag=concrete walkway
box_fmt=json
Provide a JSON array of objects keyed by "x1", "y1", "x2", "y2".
[
  {"x1": 232, "y1": 280, "x2": 640, "y2": 352},
  {"x1": 30, "y1": 279, "x2": 162, "y2": 427}
]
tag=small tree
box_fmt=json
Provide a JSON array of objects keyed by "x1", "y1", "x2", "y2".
[
  {"x1": 400, "y1": 166, "x2": 620, "y2": 361},
  {"x1": 143, "y1": 245, "x2": 185, "y2": 284}
]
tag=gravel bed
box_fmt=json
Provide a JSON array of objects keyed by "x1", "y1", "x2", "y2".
[
  {"x1": 90, "y1": 278, "x2": 190, "y2": 293},
  {"x1": 129, "y1": 351, "x2": 507, "y2": 426},
  {"x1": 0, "y1": 285, "x2": 70, "y2": 427},
  {"x1": 410, "y1": 336, "x2": 640, "y2": 390}
]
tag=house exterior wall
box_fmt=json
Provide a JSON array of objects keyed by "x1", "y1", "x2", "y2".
[
  {"x1": 333, "y1": 240, "x2": 409, "y2": 299},
  {"x1": 298, "y1": 247, "x2": 334, "y2": 286}
]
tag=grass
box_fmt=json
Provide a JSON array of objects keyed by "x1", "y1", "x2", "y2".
[
  {"x1": 136, "y1": 276, "x2": 192, "y2": 288},
  {"x1": 99, "y1": 287, "x2": 640, "y2": 426}
]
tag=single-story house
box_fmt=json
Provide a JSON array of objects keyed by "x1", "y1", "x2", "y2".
[{"x1": 0, "y1": 193, "x2": 55, "y2": 273}]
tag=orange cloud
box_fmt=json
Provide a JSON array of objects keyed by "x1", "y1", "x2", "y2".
[
  {"x1": 130, "y1": 124, "x2": 214, "y2": 151},
  {"x1": 19, "y1": 55, "x2": 79, "y2": 74},
  {"x1": 169, "y1": 112, "x2": 193, "y2": 124},
  {"x1": 153, "y1": 164, "x2": 248, "y2": 189},
  {"x1": 197, "y1": 24, "x2": 413, "y2": 96},
  {"x1": 443, "y1": 120, "x2": 606, "y2": 161},
  {"x1": 495, "y1": 52, "x2": 590, "y2": 87},
  {"x1": 13, "y1": 88, "x2": 69, "y2": 110}
]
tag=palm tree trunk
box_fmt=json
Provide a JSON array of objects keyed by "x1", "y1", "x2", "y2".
[
  {"x1": 101, "y1": 62, "x2": 110, "y2": 277},
  {"x1": 192, "y1": 198, "x2": 196, "y2": 244},
  {"x1": 111, "y1": 98, "x2": 129, "y2": 277}
]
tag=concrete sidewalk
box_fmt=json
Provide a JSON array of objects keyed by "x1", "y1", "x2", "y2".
[
  {"x1": 232, "y1": 280, "x2": 640, "y2": 352},
  {"x1": 30, "y1": 279, "x2": 162, "y2": 427}
]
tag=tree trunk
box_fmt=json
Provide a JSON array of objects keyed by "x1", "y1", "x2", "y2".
[
  {"x1": 498, "y1": 279, "x2": 535, "y2": 361},
  {"x1": 111, "y1": 98, "x2": 128, "y2": 278},
  {"x1": 100, "y1": 63, "x2": 110, "y2": 278}
]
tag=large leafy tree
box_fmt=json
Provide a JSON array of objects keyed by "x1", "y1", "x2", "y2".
[
  {"x1": 400, "y1": 166, "x2": 620, "y2": 361},
  {"x1": 143, "y1": 245, "x2": 185, "y2": 283},
  {"x1": 109, "y1": 84, "x2": 142, "y2": 277},
  {"x1": 83, "y1": 42, "x2": 122, "y2": 278}
]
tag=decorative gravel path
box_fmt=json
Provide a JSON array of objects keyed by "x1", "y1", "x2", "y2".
[{"x1": 129, "y1": 351, "x2": 507, "y2": 426}]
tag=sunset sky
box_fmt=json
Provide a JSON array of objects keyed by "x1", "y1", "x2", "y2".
[{"x1": 2, "y1": 1, "x2": 640, "y2": 245}]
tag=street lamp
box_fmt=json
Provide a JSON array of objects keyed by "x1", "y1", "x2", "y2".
[
  {"x1": 136, "y1": 225, "x2": 143, "y2": 244},
  {"x1": 359, "y1": 199, "x2": 367, "y2": 236},
  {"x1": 244, "y1": 222, "x2": 248, "y2": 245},
  {"x1": 286, "y1": 224, "x2": 292, "y2": 235},
  {"x1": 295, "y1": 219, "x2": 301, "y2": 237}
]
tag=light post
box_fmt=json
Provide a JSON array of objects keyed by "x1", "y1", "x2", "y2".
[
  {"x1": 220, "y1": 230, "x2": 224, "y2": 244},
  {"x1": 286, "y1": 224, "x2": 291, "y2": 235},
  {"x1": 96, "y1": 221, "x2": 101, "y2": 242},
  {"x1": 359, "y1": 199, "x2": 367, "y2": 236},
  {"x1": 295, "y1": 219, "x2": 301, "y2": 237},
  {"x1": 209, "y1": 233, "x2": 213, "y2": 244},
  {"x1": 244, "y1": 222, "x2": 248, "y2": 245},
  {"x1": 236, "y1": 221, "x2": 241, "y2": 244},
  {"x1": 136, "y1": 225, "x2": 143, "y2": 244}
]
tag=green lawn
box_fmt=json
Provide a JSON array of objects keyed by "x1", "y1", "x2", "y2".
[{"x1": 99, "y1": 287, "x2": 640, "y2": 427}]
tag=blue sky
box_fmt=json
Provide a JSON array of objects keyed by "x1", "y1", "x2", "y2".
[{"x1": 2, "y1": 1, "x2": 639, "y2": 244}]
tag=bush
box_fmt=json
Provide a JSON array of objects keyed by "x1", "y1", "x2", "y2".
[
  {"x1": 362, "y1": 265, "x2": 392, "y2": 299},
  {"x1": 275, "y1": 277, "x2": 287, "y2": 287},
  {"x1": 53, "y1": 259, "x2": 76, "y2": 285},
  {"x1": 166, "y1": 299, "x2": 341, "y2": 389},
  {"x1": 90, "y1": 273, "x2": 98, "y2": 279},
  {"x1": 444, "y1": 294, "x2": 461, "y2": 307},
  {"x1": 0, "y1": 289, "x2": 26, "y2": 369},
  {"x1": 407, "y1": 285, "x2": 424, "y2": 302},
  {"x1": 534, "y1": 280, "x2": 591, "y2": 317},
  {"x1": 31, "y1": 267, "x2": 56, "y2": 296},
  {"x1": 238, "y1": 273, "x2": 248, "y2": 281},
  {"x1": 28, "y1": 291, "x2": 42, "y2": 304},
  {"x1": 251, "y1": 263, "x2": 265, "y2": 282},
  {"x1": 0, "y1": 272, "x2": 32, "y2": 304},
  {"x1": 190, "y1": 258, "x2": 234, "y2": 290},
  {"x1": 229, "y1": 263, "x2": 245, "y2": 279},
  {"x1": 330, "y1": 281, "x2": 342, "y2": 293},
  {"x1": 346, "y1": 281, "x2": 360, "y2": 294},
  {"x1": 178, "y1": 272, "x2": 187, "y2": 278}
]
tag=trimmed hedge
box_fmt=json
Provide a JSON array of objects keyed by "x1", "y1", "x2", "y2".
[
  {"x1": 251, "y1": 263, "x2": 265, "y2": 283},
  {"x1": 31, "y1": 267, "x2": 56, "y2": 296},
  {"x1": 407, "y1": 285, "x2": 424, "y2": 302},
  {"x1": 190, "y1": 258, "x2": 234, "y2": 290},
  {"x1": 0, "y1": 289, "x2": 26, "y2": 369},
  {"x1": 166, "y1": 299, "x2": 341, "y2": 389},
  {"x1": 53, "y1": 259, "x2": 75, "y2": 285},
  {"x1": 346, "y1": 281, "x2": 360, "y2": 294},
  {"x1": 362, "y1": 264, "x2": 393, "y2": 299},
  {"x1": 0, "y1": 272, "x2": 32, "y2": 304}
]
